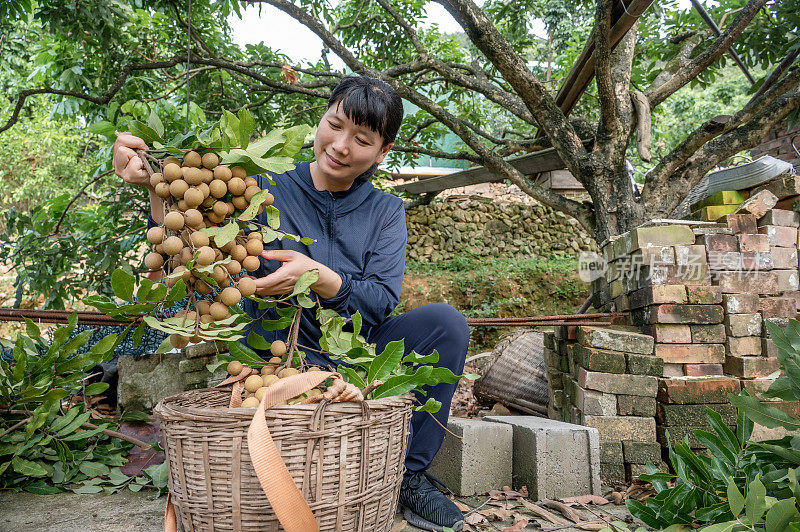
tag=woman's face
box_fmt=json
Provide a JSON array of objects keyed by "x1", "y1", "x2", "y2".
[{"x1": 312, "y1": 102, "x2": 392, "y2": 188}]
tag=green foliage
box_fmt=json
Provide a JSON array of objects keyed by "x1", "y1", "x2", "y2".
[{"x1": 0, "y1": 315, "x2": 158, "y2": 494}]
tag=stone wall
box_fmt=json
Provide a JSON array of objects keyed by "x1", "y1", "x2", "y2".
[
  {"x1": 405, "y1": 199, "x2": 596, "y2": 262},
  {"x1": 545, "y1": 202, "x2": 800, "y2": 484}
]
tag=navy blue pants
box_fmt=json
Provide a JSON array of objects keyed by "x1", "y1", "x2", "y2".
[{"x1": 304, "y1": 303, "x2": 470, "y2": 472}]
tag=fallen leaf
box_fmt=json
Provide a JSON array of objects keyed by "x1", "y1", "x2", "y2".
[
  {"x1": 518, "y1": 486, "x2": 529, "y2": 497},
  {"x1": 465, "y1": 512, "x2": 486, "y2": 525},
  {"x1": 561, "y1": 494, "x2": 610, "y2": 506},
  {"x1": 281, "y1": 64, "x2": 298, "y2": 84},
  {"x1": 479, "y1": 508, "x2": 512, "y2": 521},
  {"x1": 610, "y1": 491, "x2": 624, "y2": 505},
  {"x1": 454, "y1": 500, "x2": 472, "y2": 512},
  {"x1": 575, "y1": 521, "x2": 608, "y2": 530},
  {"x1": 519, "y1": 499, "x2": 571, "y2": 526},
  {"x1": 541, "y1": 499, "x2": 585, "y2": 523},
  {"x1": 501, "y1": 519, "x2": 529, "y2": 532}
]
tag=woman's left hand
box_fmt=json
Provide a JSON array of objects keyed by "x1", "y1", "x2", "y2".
[{"x1": 253, "y1": 250, "x2": 342, "y2": 298}]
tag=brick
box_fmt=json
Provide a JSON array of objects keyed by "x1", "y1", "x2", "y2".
[
  {"x1": 429, "y1": 417, "x2": 513, "y2": 496},
  {"x1": 577, "y1": 326, "x2": 655, "y2": 355},
  {"x1": 629, "y1": 225, "x2": 696, "y2": 251},
  {"x1": 584, "y1": 415, "x2": 656, "y2": 443},
  {"x1": 708, "y1": 250, "x2": 744, "y2": 271},
  {"x1": 645, "y1": 324, "x2": 692, "y2": 343},
  {"x1": 601, "y1": 462, "x2": 626, "y2": 486},
  {"x1": 626, "y1": 353, "x2": 664, "y2": 376},
  {"x1": 724, "y1": 355, "x2": 781, "y2": 378},
  {"x1": 617, "y1": 395, "x2": 657, "y2": 417},
  {"x1": 739, "y1": 233, "x2": 771, "y2": 252},
  {"x1": 697, "y1": 233, "x2": 738, "y2": 252},
  {"x1": 675, "y1": 245, "x2": 708, "y2": 266},
  {"x1": 758, "y1": 225, "x2": 799, "y2": 247},
  {"x1": 784, "y1": 291, "x2": 800, "y2": 312},
  {"x1": 657, "y1": 403, "x2": 738, "y2": 426},
  {"x1": 725, "y1": 313, "x2": 762, "y2": 337},
  {"x1": 758, "y1": 297, "x2": 797, "y2": 319},
  {"x1": 762, "y1": 317, "x2": 789, "y2": 337},
  {"x1": 636, "y1": 263, "x2": 711, "y2": 288},
  {"x1": 727, "y1": 336, "x2": 762, "y2": 356},
  {"x1": 762, "y1": 337, "x2": 778, "y2": 357},
  {"x1": 686, "y1": 285, "x2": 722, "y2": 304},
  {"x1": 716, "y1": 271, "x2": 783, "y2": 295},
  {"x1": 741, "y1": 251, "x2": 773, "y2": 271},
  {"x1": 657, "y1": 376, "x2": 741, "y2": 404},
  {"x1": 178, "y1": 357, "x2": 212, "y2": 373},
  {"x1": 741, "y1": 378, "x2": 781, "y2": 401},
  {"x1": 573, "y1": 344, "x2": 627, "y2": 374},
  {"x1": 662, "y1": 363, "x2": 686, "y2": 377},
  {"x1": 631, "y1": 245, "x2": 676, "y2": 266},
  {"x1": 723, "y1": 293, "x2": 760, "y2": 314},
  {"x1": 622, "y1": 441, "x2": 662, "y2": 465},
  {"x1": 683, "y1": 363, "x2": 724, "y2": 376},
  {"x1": 184, "y1": 340, "x2": 228, "y2": 358},
  {"x1": 735, "y1": 189, "x2": 778, "y2": 218},
  {"x1": 648, "y1": 304, "x2": 724, "y2": 324},
  {"x1": 629, "y1": 285, "x2": 687, "y2": 308},
  {"x1": 755, "y1": 177, "x2": 800, "y2": 201},
  {"x1": 777, "y1": 269, "x2": 800, "y2": 291},
  {"x1": 691, "y1": 324, "x2": 727, "y2": 343},
  {"x1": 485, "y1": 416, "x2": 601, "y2": 499},
  {"x1": 599, "y1": 440, "x2": 624, "y2": 465},
  {"x1": 655, "y1": 343, "x2": 725, "y2": 363},
  {"x1": 770, "y1": 246, "x2": 798, "y2": 269},
  {"x1": 759, "y1": 208, "x2": 800, "y2": 227},
  {"x1": 723, "y1": 213, "x2": 758, "y2": 234},
  {"x1": 693, "y1": 225, "x2": 734, "y2": 236},
  {"x1": 577, "y1": 368, "x2": 658, "y2": 397},
  {"x1": 571, "y1": 383, "x2": 618, "y2": 416}
]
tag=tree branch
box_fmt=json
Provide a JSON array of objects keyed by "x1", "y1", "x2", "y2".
[
  {"x1": 594, "y1": 0, "x2": 619, "y2": 139},
  {"x1": 645, "y1": 0, "x2": 768, "y2": 107}
]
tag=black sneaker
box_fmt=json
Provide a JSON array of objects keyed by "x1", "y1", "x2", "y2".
[{"x1": 398, "y1": 471, "x2": 465, "y2": 532}]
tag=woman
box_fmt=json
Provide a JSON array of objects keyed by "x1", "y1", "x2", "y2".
[{"x1": 115, "y1": 75, "x2": 468, "y2": 532}]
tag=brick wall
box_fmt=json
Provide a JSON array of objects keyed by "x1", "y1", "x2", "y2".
[
  {"x1": 750, "y1": 124, "x2": 800, "y2": 169},
  {"x1": 545, "y1": 201, "x2": 800, "y2": 484}
]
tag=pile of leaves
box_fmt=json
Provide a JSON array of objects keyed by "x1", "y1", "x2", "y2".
[{"x1": 0, "y1": 316, "x2": 166, "y2": 494}]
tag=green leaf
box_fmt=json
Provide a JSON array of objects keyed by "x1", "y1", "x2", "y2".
[
  {"x1": 87, "y1": 120, "x2": 116, "y2": 137},
  {"x1": 84, "y1": 382, "x2": 110, "y2": 396},
  {"x1": 726, "y1": 476, "x2": 745, "y2": 517},
  {"x1": 147, "y1": 109, "x2": 164, "y2": 139},
  {"x1": 238, "y1": 189, "x2": 272, "y2": 221},
  {"x1": 698, "y1": 521, "x2": 739, "y2": 532},
  {"x1": 351, "y1": 312, "x2": 362, "y2": 337},
  {"x1": 246, "y1": 331, "x2": 270, "y2": 351},
  {"x1": 373, "y1": 365, "x2": 433, "y2": 399},
  {"x1": 111, "y1": 268, "x2": 135, "y2": 302},
  {"x1": 403, "y1": 350, "x2": 440, "y2": 365},
  {"x1": 154, "y1": 337, "x2": 173, "y2": 354},
  {"x1": 128, "y1": 120, "x2": 163, "y2": 145},
  {"x1": 290, "y1": 269, "x2": 319, "y2": 298},
  {"x1": 12, "y1": 456, "x2": 48, "y2": 477},
  {"x1": 765, "y1": 497, "x2": 798, "y2": 531},
  {"x1": 79, "y1": 461, "x2": 110, "y2": 477},
  {"x1": 145, "y1": 462, "x2": 169, "y2": 488},
  {"x1": 54, "y1": 411, "x2": 91, "y2": 437},
  {"x1": 338, "y1": 366, "x2": 366, "y2": 388},
  {"x1": 730, "y1": 394, "x2": 800, "y2": 432},
  {"x1": 265, "y1": 205, "x2": 280, "y2": 229},
  {"x1": 369, "y1": 340, "x2": 405, "y2": 383},
  {"x1": 213, "y1": 220, "x2": 240, "y2": 248},
  {"x1": 275, "y1": 124, "x2": 312, "y2": 158},
  {"x1": 49, "y1": 408, "x2": 80, "y2": 434},
  {"x1": 222, "y1": 109, "x2": 241, "y2": 146},
  {"x1": 73, "y1": 484, "x2": 103, "y2": 494},
  {"x1": 164, "y1": 279, "x2": 187, "y2": 307},
  {"x1": 238, "y1": 108, "x2": 255, "y2": 150},
  {"x1": 25, "y1": 318, "x2": 41, "y2": 339},
  {"x1": 745, "y1": 475, "x2": 767, "y2": 525},
  {"x1": 24, "y1": 481, "x2": 61, "y2": 494},
  {"x1": 228, "y1": 340, "x2": 265, "y2": 366},
  {"x1": 414, "y1": 398, "x2": 442, "y2": 413}
]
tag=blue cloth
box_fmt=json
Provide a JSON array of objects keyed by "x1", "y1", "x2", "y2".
[{"x1": 243, "y1": 160, "x2": 407, "y2": 353}]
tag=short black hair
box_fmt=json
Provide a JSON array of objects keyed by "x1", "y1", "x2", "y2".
[{"x1": 327, "y1": 76, "x2": 403, "y2": 182}]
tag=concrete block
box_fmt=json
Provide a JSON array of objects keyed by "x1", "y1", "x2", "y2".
[
  {"x1": 577, "y1": 326, "x2": 654, "y2": 355},
  {"x1": 485, "y1": 416, "x2": 601, "y2": 499},
  {"x1": 577, "y1": 368, "x2": 658, "y2": 397},
  {"x1": 583, "y1": 415, "x2": 657, "y2": 442},
  {"x1": 429, "y1": 418, "x2": 513, "y2": 496}
]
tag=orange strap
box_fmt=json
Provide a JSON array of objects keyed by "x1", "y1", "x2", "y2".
[{"x1": 165, "y1": 370, "x2": 355, "y2": 532}]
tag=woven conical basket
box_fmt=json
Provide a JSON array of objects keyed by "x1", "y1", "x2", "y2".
[{"x1": 154, "y1": 388, "x2": 414, "y2": 531}]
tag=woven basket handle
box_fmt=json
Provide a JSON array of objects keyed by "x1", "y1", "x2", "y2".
[{"x1": 165, "y1": 371, "x2": 351, "y2": 532}]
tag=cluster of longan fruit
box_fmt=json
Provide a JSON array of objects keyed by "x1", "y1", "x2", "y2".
[
  {"x1": 228, "y1": 340, "x2": 323, "y2": 407},
  {"x1": 143, "y1": 150, "x2": 273, "y2": 348}
]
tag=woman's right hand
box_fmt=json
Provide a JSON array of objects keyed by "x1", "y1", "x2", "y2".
[{"x1": 113, "y1": 132, "x2": 151, "y2": 189}]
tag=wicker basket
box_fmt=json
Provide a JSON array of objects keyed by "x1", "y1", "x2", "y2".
[{"x1": 154, "y1": 387, "x2": 414, "y2": 531}]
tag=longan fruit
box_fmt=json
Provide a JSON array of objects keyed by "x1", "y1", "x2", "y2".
[
  {"x1": 207, "y1": 211, "x2": 224, "y2": 224},
  {"x1": 262, "y1": 375, "x2": 280, "y2": 387},
  {"x1": 195, "y1": 246, "x2": 215, "y2": 266},
  {"x1": 209, "y1": 179, "x2": 227, "y2": 198},
  {"x1": 164, "y1": 156, "x2": 180, "y2": 166},
  {"x1": 169, "y1": 334, "x2": 189, "y2": 349},
  {"x1": 248, "y1": 231, "x2": 263, "y2": 241},
  {"x1": 202, "y1": 196, "x2": 216, "y2": 208},
  {"x1": 212, "y1": 200, "x2": 229, "y2": 218},
  {"x1": 202, "y1": 152, "x2": 219, "y2": 169},
  {"x1": 170, "y1": 179, "x2": 189, "y2": 198},
  {"x1": 227, "y1": 360, "x2": 243, "y2": 376},
  {"x1": 232, "y1": 195, "x2": 248, "y2": 210},
  {"x1": 199, "y1": 314, "x2": 214, "y2": 324},
  {"x1": 268, "y1": 356, "x2": 283, "y2": 365},
  {"x1": 183, "y1": 150, "x2": 202, "y2": 168},
  {"x1": 244, "y1": 374, "x2": 263, "y2": 393},
  {"x1": 147, "y1": 227, "x2": 165, "y2": 245},
  {"x1": 145, "y1": 252, "x2": 164, "y2": 271},
  {"x1": 149, "y1": 172, "x2": 164, "y2": 187},
  {"x1": 184, "y1": 187, "x2": 204, "y2": 208},
  {"x1": 270, "y1": 340, "x2": 287, "y2": 357},
  {"x1": 200, "y1": 168, "x2": 214, "y2": 184},
  {"x1": 189, "y1": 231, "x2": 210, "y2": 248},
  {"x1": 196, "y1": 299, "x2": 211, "y2": 315},
  {"x1": 242, "y1": 255, "x2": 260, "y2": 271},
  {"x1": 153, "y1": 243, "x2": 164, "y2": 254},
  {"x1": 244, "y1": 185, "x2": 260, "y2": 203},
  {"x1": 241, "y1": 397, "x2": 260, "y2": 408},
  {"x1": 231, "y1": 166, "x2": 247, "y2": 179},
  {"x1": 306, "y1": 388, "x2": 322, "y2": 397},
  {"x1": 244, "y1": 177, "x2": 258, "y2": 188},
  {"x1": 155, "y1": 182, "x2": 171, "y2": 198},
  {"x1": 162, "y1": 236, "x2": 183, "y2": 256},
  {"x1": 179, "y1": 247, "x2": 194, "y2": 264},
  {"x1": 261, "y1": 365, "x2": 276, "y2": 376},
  {"x1": 230, "y1": 244, "x2": 247, "y2": 262},
  {"x1": 197, "y1": 182, "x2": 210, "y2": 197},
  {"x1": 254, "y1": 387, "x2": 268, "y2": 401},
  {"x1": 262, "y1": 192, "x2": 274, "y2": 206},
  {"x1": 245, "y1": 239, "x2": 263, "y2": 256},
  {"x1": 226, "y1": 202, "x2": 235, "y2": 216},
  {"x1": 238, "y1": 277, "x2": 256, "y2": 297},
  {"x1": 277, "y1": 367, "x2": 299, "y2": 379},
  {"x1": 179, "y1": 310, "x2": 197, "y2": 325},
  {"x1": 225, "y1": 260, "x2": 242, "y2": 275},
  {"x1": 183, "y1": 167, "x2": 203, "y2": 186},
  {"x1": 228, "y1": 177, "x2": 246, "y2": 196},
  {"x1": 213, "y1": 165, "x2": 232, "y2": 182},
  {"x1": 163, "y1": 163, "x2": 182, "y2": 182},
  {"x1": 221, "y1": 286, "x2": 242, "y2": 306},
  {"x1": 184, "y1": 209, "x2": 203, "y2": 228},
  {"x1": 211, "y1": 265, "x2": 228, "y2": 285},
  {"x1": 195, "y1": 279, "x2": 213, "y2": 295},
  {"x1": 209, "y1": 302, "x2": 230, "y2": 320},
  {"x1": 177, "y1": 199, "x2": 189, "y2": 212},
  {"x1": 164, "y1": 211, "x2": 185, "y2": 231},
  {"x1": 173, "y1": 265, "x2": 191, "y2": 282}
]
